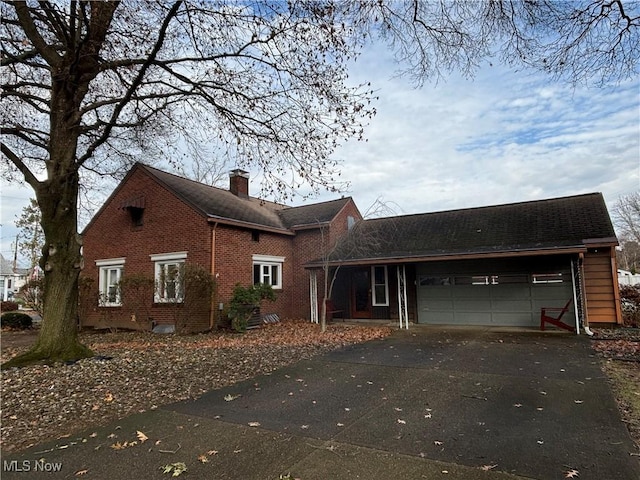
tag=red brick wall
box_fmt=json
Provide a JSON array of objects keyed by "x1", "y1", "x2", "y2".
[
  {"x1": 82, "y1": 168, "x2": 361, "y2": 329},
  {"x1": 81, "y1": 167, "x2": 213, "y2": 332},
  {"x1": 289, "y1": 199, "x2": 363, "y2": 319},
  {"x1": 212, "y1": 225, "x2": 294, "y2": 324}
]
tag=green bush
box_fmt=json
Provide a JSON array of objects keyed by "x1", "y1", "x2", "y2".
[
  {"x1": 1, "y1": 311, "x2": 33, "y2": 329},
  {"x1": 228, "y1": 283, "x2": 276, "y2": 333}
]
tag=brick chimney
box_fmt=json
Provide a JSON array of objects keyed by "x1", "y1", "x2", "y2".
[{"x1": 229, "y1": 169, "x2": 249, "y2": 197}]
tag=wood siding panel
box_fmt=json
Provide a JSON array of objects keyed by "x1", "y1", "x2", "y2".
[{"x1": 583, "y1": 249, "x2": 620, "y2": 325}]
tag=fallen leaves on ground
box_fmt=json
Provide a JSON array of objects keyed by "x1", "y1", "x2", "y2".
[
  {"x1": 591, "y1": 328, "x2": 640, "y2": 452},
  {"x1": 1, "y1": 320, "x2": 392, "y2": 453}
]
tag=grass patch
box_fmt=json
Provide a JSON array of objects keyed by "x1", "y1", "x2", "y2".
[{"x1": 602, "y1": 359, "x2": 640, "y2": 451}]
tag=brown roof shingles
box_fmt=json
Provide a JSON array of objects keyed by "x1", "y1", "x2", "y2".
[
  {"x1": 329, "y1": 193, "x2": 617, "y2": 263},
  {"x1": 141, "y1": 164, "x2": 351, "y2": 232}
]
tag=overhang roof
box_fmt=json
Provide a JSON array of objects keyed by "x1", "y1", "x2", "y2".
[{"x1": 314, "y1": 192, "x2": 617, "y2": 266}]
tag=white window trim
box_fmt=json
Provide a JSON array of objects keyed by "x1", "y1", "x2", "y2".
[
  {"x1": 252, "y1": 254, "x2": 284, "y2": 290},
  {"x1": 96, "y1": 258, "x2": 125, "y2": 307},
  {"x1": 150, "y1": 251, "x2": 188, "y2": 263},
  {"x1": 371, "y1": 265, "x2": 389, "y2": 306},
  {"x1": 151, "y1": 252, "x2": 187, "y2": 303},
  {"x1": 96, "y1": 257, "x2": 126, "y2": 267}
]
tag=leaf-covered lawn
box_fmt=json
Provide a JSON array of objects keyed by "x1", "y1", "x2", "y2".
[
  {"x1": 591, "y1": 328, "x2": 640, "y2": 451},
  {"x1": 1, "y1": 320, "x2": 392, "y2": 453}
]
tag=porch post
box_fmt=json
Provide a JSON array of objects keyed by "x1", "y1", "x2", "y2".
[
  {"x1": 310, "y1": 270, "x2": 318, "y2": 324},
  {"x1": 397, "y1": 265, "x2": 409, "y2": 329}
]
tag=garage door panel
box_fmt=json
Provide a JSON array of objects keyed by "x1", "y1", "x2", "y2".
[
  {"x1": 455, "y1": 299, "x2": 492, "y2": 311},
  {"x1": 417, "y1": 262, "x2": 574, "y2": 327},
  {"x1": 419, "y1": 310, "x2": 455, "y2": 324},
  {"x1": 421, "y1": 300, "x2": 454, "y2": 311},
  {"x1": 491, "y1": 299, "x2": 532, "y2": 312},
  {"x1": 454, "y1": 312, "x2": 493, "y2": 325},
  {"x1": 492, "y1": 312, "x2": 535, "y2": 326}
]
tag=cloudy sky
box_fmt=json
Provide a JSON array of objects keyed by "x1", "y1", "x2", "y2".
[{"x1": 1, "y1": 42, "x2": 638, "y2": 265}]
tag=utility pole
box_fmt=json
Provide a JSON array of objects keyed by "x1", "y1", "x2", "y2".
[{"x1": 12, "y1": 234, "x2": 19, "y2": 270}]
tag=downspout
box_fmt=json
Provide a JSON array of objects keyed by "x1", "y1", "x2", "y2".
[
  {"x1": 578, "y1": 253, "x2": 594, "y2": 336},
  {"x1": 209, "y1": 222, "x2": 218, "y2": 330},
  {"x1": 571, "y1": 259, "x2": 580, "y2": 335}
]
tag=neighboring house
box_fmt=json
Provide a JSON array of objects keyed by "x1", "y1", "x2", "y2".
[
  {"x1": 618, "y1": 269, "x2": 640, "y2": 286},
  {"x1": 0, "y1": 254, "x2": 28, "y2": 302},
  {"x1": 81, "y1": 163, "x2": 361, "y2": 331},
  {"x1": 308, "y1": 193, "x2": 622, "y2": 329},
  {"x1": 82, "y1": 163, "x2": 622, "y2": 332}
]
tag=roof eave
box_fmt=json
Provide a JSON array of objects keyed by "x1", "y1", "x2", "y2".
[
  {"x1": 305, "y1": 244, "x2": 589, "y2": 268},
  {"x1": 207, "y1": 216, "x2": 294, "y2": 236}
]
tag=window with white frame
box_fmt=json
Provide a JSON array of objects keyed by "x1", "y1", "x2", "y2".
[
  {"x1": 371, "y1": 265, "x2": 389, "y2": 306},
  {"x1": 252, "y1": 254, "x2": 284, "y2": 289},
  {"x1": 150, "y1": 252, "x2": 187, "y2": 302},
  {"x1": 96, "y1": 258, "x2": 125, "y2": 306}
]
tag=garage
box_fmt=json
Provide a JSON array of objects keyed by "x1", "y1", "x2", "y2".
[
  {"x1": 313, "y1": 193, "x2": 621, "y2": 329},
  {"x1": 416, "y1": 258, "x2": 576, "y2": 327},
  {"x1": 416, "y1": 259, "x2": 575, "y2": 327}
]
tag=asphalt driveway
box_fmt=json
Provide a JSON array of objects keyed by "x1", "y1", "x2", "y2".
[{"x1": 3, "y1": 328, "x2": 639, "y2": 479}]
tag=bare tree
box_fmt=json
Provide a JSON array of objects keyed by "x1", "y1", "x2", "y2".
[
  {"x1": 1, "y1": 1, "x2": 637, "y2": 366},
  {"x1": 0, "y1": 1, "x2": 374, "y2": 367},
  {"x1": 317, "y1": 198, "x2": 401, "y2": 332},
  {"x1": 613, "y1": 192, "x2": 640, "y2": 244},
  {"x1": 15, "y1": 198, "x2": 44, "y2": 271}
]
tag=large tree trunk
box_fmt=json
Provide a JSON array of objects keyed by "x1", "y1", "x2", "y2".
[
  {"x1": 2, "y1": 52, "x2": 95, "y2": 367},
  {"x1": 3, "y1": 171, "x2": 93, "y2": 368}
]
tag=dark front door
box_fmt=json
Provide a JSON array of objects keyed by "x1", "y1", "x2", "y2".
[{"x1": 351, "y1": 268, "x2": 371, "y2": 318}]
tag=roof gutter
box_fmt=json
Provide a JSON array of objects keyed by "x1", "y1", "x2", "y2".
[
  {"x1": 304, "y1": 245, "x2": 589, "y2": 269},
  {"x1": 206, "y1": 215, "x2": 294, "y2": 236}
]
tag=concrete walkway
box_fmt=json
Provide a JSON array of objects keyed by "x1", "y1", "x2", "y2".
[{"x1": 3, "y1": 328, "x2": 639, "y2": 479}]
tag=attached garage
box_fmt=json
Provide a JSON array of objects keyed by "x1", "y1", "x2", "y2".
[
  {"x1": 311, "y1": 192, "x2": 621, "y2": 330},
  {"x1": 416, "y1": 257, "x2": 575, "y2": 327}
]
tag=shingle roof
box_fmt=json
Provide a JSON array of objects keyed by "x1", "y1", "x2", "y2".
[
  {"x1": 139, "y1": 164, "x2": 350, "y2": 232},
  {"x1": 328, "y1": 193, "x2": 617, "y2": 263},
  {"x1": 278, "y1": 198, "x2": 352, "y2": 229}
]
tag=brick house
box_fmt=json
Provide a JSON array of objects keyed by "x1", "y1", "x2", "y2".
[
  {"x1": 82, "y1": 163, "x2": 621, "y2": 333},
  {"x1": 80, "y1": 163, "x2": 361, "y2": 332}
]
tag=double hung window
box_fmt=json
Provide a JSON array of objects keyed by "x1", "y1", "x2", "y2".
[
  {"x1": 252, "y1": 255, "x2": 284, "y2": 289},
  {"x1": 151, "y1": 252, "x2": 187, "y2": 302},
  {"x1": 96, "y1": 258, "x2": 125, "y2": 306}
]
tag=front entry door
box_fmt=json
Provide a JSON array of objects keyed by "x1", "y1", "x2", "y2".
[{"x1": 351, "y1": 268, "x2": 371, "y2": 318}]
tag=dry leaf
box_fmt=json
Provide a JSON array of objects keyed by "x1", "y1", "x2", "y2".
[
  {"x1": 480, "y1": 464, "x2": 497, "y2": 471},
  {"x1": 198, "y1": 454, "x2": 209, "y2": 463},
  {"x1": 104, "y1": 392, "x2": 114, "y2": 403},
  {"x1": 75, "y1": 470, "x2": 89, "y2": 476},
  {"x1": 434, "y1": 440, "x2": 443, "y2": 446},
  {"x1": 248, "y1": 422, "x2": 261, "y2": 427},
  {"x1": 513, "y1": 403, "x2": 522, "y2": 408},
  {"x1": 397, "y1": 419, "x2": 406, "y2": 424},
  {"x1": 136, "y1": 431, "x2": 148, "y2": 443},
  {"x1": 565, "y1": 469, "x2": 580, "y2": 478},
  {"x1": 207, "y1": 450, "x2": 218, "y2": 456}
]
